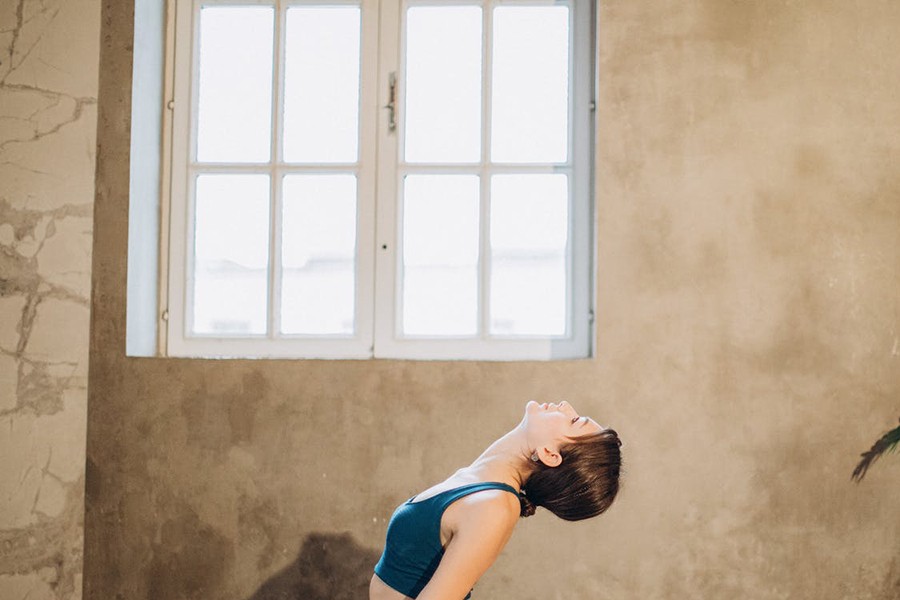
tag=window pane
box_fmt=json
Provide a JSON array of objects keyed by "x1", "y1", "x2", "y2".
[
  {"x1": 402, "y1": 175, "x2": 479, "y2": 336},
  {"x1": 491, "y1": 6, "x2": 569, "y2": 163},
  {"x1": 196, "y1": 7, "x2": 274, "y2": 163},
  {"x1": 284, "y1": 7, "x2": 360, "y2": 163},
  {"x1": 193, "y1": 175, "x2": 270, "y2": 335},
  {"x1": 281, "y1": 175, "x2": 357, "y2": 335},
  {"x1": 404, "y1": 7, "x2": 482, "y2": 163},
  {"x1": 490, "y1": 174, "x2": 567, "y2": 335}
]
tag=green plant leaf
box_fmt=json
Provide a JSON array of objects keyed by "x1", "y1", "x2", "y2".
[{"x1": 852, "y1": 418, "x2": 900, "y2": 483}]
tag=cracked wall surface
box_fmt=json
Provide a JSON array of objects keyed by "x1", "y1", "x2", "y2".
[
  {"x1": 84, "y1": 1, "x2": 900, "y2": 599},
  {"x1": 0, "y1": 0, "x2": 99, "y2": 598}
]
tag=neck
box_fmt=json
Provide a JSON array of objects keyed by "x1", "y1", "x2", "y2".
[{"x1": 460, "y1": 419, "x2": 535, "y2": 492}]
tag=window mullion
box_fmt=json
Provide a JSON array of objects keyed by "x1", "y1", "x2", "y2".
[
  {"x1": 565, "y1": 0, "x2": 576, "y2": 339},
  {"x1": 569, "y1": 0, "x2": 592, "y2": 354},
  {"x1": 269, "y1": 0, "x2": 287, "y2": 339},
  {"x1": 373, "y1": 0, "x2": 403, "y2": 356},
  {"x1": 183, "y1": 0, "x2": 204, "y2": 341},
  {"x1": 478, "y1": 0, "x2": 493, "y2": 341},
  {"x1": 353, "y1": 0, "x2": 379, "y2": 354}
]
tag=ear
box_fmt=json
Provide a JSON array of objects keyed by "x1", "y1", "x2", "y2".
[{"x1": 537, "y1": 446, "x2": 562, "y2": 468}]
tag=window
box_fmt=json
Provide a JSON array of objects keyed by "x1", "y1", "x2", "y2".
[{"x1": 162, "y1": 0, "x2": 595, "y2": 360}]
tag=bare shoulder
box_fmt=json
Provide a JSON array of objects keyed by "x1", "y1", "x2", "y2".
[
  {"x1": 445, "y1": 488, "x2": 520, "y2": 533},
  {"x1": 418, "y1": 490, "x2": 520, "y2": 599}
]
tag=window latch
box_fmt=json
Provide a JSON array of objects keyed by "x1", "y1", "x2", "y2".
[{"x1": 383, "y1": 72, "x2": 397, "y2": 133}]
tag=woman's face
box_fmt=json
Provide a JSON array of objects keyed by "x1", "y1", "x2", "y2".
[{"x1": 524, "y1": 400, "x2": 604, "y2": 452}]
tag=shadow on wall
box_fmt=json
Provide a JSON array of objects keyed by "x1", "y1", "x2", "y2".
[{"x1": 246, "y1": 532, "x2": 381, "y2": 600}]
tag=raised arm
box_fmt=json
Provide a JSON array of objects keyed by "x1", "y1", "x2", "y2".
[{"x1": 416, "y1": 492, "x2": 520, "y2": 600}]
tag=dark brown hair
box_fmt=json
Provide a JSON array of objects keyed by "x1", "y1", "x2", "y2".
[{"x1": 518, "y1": 428, "x2": 622, "y2": 521}]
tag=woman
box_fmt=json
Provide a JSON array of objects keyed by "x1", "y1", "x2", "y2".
[{"x1": 370, "y1": 400, "x2": 622, "y2": 600}]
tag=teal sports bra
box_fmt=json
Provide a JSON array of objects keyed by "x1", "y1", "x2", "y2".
[{"x1": 374, "y1": 481, "x2": 519, "y2": 599}]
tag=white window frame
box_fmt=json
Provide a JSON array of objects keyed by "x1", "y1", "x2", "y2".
[{"x1": 162, "y1": 0, "x2": 595, "y2": 360}]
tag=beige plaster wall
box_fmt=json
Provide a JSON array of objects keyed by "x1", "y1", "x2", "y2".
[
  {"x1": 86, "y1": 1, "x2": 900, "y2": 599},
  {"x1": 0, "y1": 0, "x2": 100, "y2": 598}
]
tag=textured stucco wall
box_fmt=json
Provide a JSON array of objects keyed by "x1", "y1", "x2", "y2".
[
  {"x1": 86, "y1": 1, "x2": 900, "y2": 599},
  {"x1": 0, "y1": 0, "x2": 99, "y2": 599}
]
